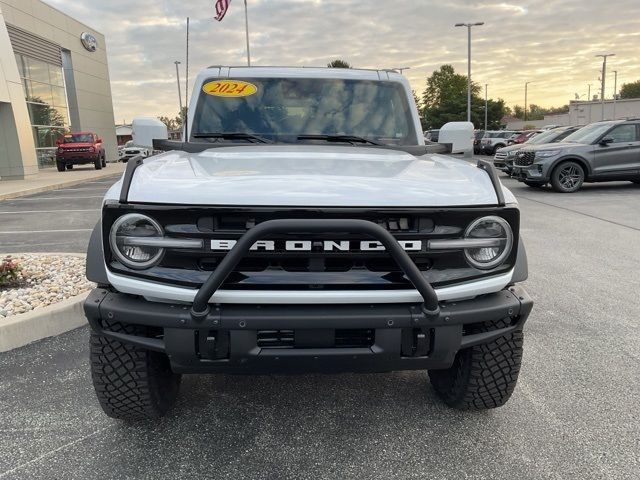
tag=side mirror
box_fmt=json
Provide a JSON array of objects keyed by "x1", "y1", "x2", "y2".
[
  {"x1": 55, "y1": 139, "x2": 62, "y2": 146},
  {"x1": 599, "y1": 137, "x2": 614, "y2": 145},
  {"x1": 96, "y1": 138, "x2": 103, "y2": 143}
]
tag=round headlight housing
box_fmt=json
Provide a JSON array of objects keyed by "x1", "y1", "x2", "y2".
[
  {"x1": 464, "y1": 216, "x2": 513, "y2": 270},
  {"x1": 109, "y1": 213, "x2": 164, "y2": 269}
]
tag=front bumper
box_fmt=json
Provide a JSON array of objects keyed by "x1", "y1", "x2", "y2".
[
  {"x1": 57, "y1": 154, "x2": 99, "y2": 165},
  {"x1": 511, "y1": 164, "x2": 550, "y2": 183},
  {"x1": 84, "y1": 285, "x2": 532, "y2": 374}
]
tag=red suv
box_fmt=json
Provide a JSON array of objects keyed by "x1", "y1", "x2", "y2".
[{"x1": 55, "y1": 132, "x2": 106, "y2": 171}]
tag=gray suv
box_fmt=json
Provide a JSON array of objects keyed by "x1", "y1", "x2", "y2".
[{"x1": 511, "y1": 119, "x2": 640, "y2": 192}]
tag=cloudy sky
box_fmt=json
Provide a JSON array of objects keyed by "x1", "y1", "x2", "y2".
[{"x1": 47, "y1": 0, "x2": 640, "y2": 123}]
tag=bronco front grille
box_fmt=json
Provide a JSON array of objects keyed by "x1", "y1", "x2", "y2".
[{"x1": 103, "y1": 205, "x2": 520, "y2": 289}]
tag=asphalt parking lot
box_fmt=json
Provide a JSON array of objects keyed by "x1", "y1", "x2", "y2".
[
  {"x1": 1, "y1": 174, "x2": 639, "y2": 479},
  {"x1": 0, "y1": 176, "x2": 118, "y2": 254}
]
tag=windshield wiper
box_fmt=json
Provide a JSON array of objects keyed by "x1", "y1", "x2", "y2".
[
  {"x1": 296, "y1": 134, "x2": 382, "y2": 146},
  {"x1": 192, "y1": 132, "x2": 272, "y2": 143}
]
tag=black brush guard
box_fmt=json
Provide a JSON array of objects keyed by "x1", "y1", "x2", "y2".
[{"x1": 189, "y1": 219, "x2": 441, "y2": 321}]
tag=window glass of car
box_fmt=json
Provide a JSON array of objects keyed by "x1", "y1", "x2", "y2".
[
  {"x1": 606, "y1": 124, "x2": 637, "y2": 143},
  {"x1": 192, "y1": 77, "x2": 417, "y2": 145},
  {"x1": 64, "y1": 133, "x2": 93, "y2": 143},
  {"x1": 563, "y1": 123, "x2": 615, "y2": 144}
]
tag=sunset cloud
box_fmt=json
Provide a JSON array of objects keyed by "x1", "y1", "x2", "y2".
[{"x1": 47, "y1": 0, "x2": 640, "y2": 122}]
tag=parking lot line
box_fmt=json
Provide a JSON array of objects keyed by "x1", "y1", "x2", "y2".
[
  {"x1": 4, "y1": 196, "x2": 106, "y2": 201},
  {"x1": 0, "y1": 209, "x2": 100, "y2": 215},
  {"x1": 0, "y1": 229, "x2": 93, "y2": 234}
]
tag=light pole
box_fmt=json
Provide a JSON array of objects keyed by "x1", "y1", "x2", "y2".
[
  {"x1": 524, "y1": 81, "x2": 532, "y2": 122},
  {"x1": 174, "y1": 60, "x2": 183, "y2": 115},
  {"x1": 612, "y1": 70, "x2": 618, "y2": 119},
  {"x1": 596, "y1": 53, "x2": 615, "y2": 120},
  {"x1": 484, "y1": 83, "x2": 488, "y2": 131},
  {"x1": 455, "y1": 22, "x2": 484, "y2": 123}
]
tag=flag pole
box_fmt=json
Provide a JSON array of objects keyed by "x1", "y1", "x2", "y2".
[
  {"x1": 244, "y1": 0, "x2": 251, "y2": 66},
  {"x1": 184, "y1": 16, "x2": 190, "y2": 140}
]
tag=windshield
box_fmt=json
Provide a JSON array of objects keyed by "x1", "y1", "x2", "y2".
[
  {"x1": 527, "y1": 129, "x2": 560, "y2": 144},
  {"x1": 64, "y1": 133, "x2": 93, "y2": 143},
  {"x1": 563, "y1": 123, "x2": 612, "y2": 144},
  {"x1": 191, "y1": 78, "x2": 417, "y2": 145}
]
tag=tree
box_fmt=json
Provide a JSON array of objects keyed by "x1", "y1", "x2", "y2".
[
  {"x1": 510, "y1": 103, "x2": 569, "y2": 120},
  {"x1": 327, "y1": 59, "x2": 351, "y2": 68},
  {"x1": 620, "y1": 80, "x2": 640, "y2": 99},
  {"x1": 159, "y1": 116, "x2": 179, "y2": 131},
  {"x1": 420, "y1": 64, "x2": 505, "y2": 129}
]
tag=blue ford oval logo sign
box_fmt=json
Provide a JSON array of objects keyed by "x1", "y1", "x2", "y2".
[{"x1": 80, "y1": 32, "x2": 98, "y2": 52}]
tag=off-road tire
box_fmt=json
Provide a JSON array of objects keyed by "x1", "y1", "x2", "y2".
[
  {"x1": 94, "y1": 157, "x2": 102, "y2": 170},
  {"x1": 551, "y1": 161, "x2": 584, "y2": 193},
  {"x1": 523, "y1": 181, "x2": 544, "y2": 188},
  {"x1": 90, "y1": 322, "x2": 181, "y2": 421},
  {"x1": 56, "y1": 161, "x2": 65, "y2": 172},
  {"x1": 101, "y1": 155, "x2": 107, "y2": 167},
  {"x1": 428, "y1": 318, "x2": 523, "y2": 410}
]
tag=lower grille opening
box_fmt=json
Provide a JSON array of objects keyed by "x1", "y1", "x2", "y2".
[
  {"x1": 256, "y1": 329, "x2": 375, "y2": 349},
  {"x1": 257, "y1": 329, "x2": 295, "y2": 349}
]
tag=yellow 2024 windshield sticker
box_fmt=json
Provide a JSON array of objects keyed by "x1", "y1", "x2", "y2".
[{"x1": 202, "y1": 80, "x2": 257, "y2": 97}]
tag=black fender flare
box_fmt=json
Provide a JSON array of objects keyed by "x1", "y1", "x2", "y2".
[
  {"x1": 86, "y1": 222, "x2": 109, "y2": 285},
  {"x1": 512, "y1": 237, "x2": 528, "y2": 283}
]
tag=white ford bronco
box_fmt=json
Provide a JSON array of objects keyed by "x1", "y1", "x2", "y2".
[{"x1": 84, "y1": 66, "x2": 532, "y2": 420}]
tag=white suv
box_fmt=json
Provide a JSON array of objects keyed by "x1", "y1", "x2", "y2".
[{"x1": 481, "y1": 131, "x2": 516, "y2": 155}]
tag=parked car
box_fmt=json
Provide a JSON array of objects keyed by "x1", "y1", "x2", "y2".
[
  {"x1": 507, "y1": 130, "x2": 541, "y2": 146},
  {"x1": 119, "y1": 140, "x2": 150, "y2": 163},
  {"x1": 84, "y1": 66, "x2": 532, "y2": 420},
  {"x1": 424, "y1": 129, "x2": 439, "y2": 142},
  {"x1": 511, "y1": 119, "x2": 640, "y2": 192},
  {"x1": 480, "y1": 130, "x2": 516, "y2": 155},
  {"x1": 55, "y1": 132, "x2": 106, "y2": 171},
  {"x1": 494, "y1": 126, "x2": 581, "y2": 172},
  {"x1": 473, "y1": 130, "x2": 485, "y2": 154}
]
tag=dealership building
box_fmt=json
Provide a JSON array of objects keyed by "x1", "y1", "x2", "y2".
[{"x1": 0, "y1": 0, "x2": 116, "y2": 180}]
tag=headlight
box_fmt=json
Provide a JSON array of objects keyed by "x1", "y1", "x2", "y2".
[
  {"x1": 535, "y1": 150, "x2": 560, "y2": 159},
  {"x1": 109, "y1": 213, "x2": 164, "y2": 269},
  {"x1": 464, "y1": 216, "x2": 513, "y2": 269}
]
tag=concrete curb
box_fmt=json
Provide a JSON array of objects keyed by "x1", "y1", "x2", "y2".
[
  {"x1": 0, "y1": 166, "x2": 122, "y2": 201},
  {"x1": 0, "y1": 291, "x2": 89, "y2": 352}
]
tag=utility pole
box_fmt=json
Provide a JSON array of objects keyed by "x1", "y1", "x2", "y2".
[
  {"x1": 613, "y1": 70, "x2": 618, "y2": 120},
  {"x1": 596, "y1": 53, "x2": 615, "y2": 120},
  {"x1": 244, "y1": 0, "x2": 251, "y2": 66},
  {"x1": 587, "y1": 83, "x2": 592, "y2": 122},
  {"x1": 455, "y1": 22, "x2": 484, "y2": 123},
  {"x1": 524, "y1": 81, "x2": 531, "y2": 121},
  {"x1": 484, "y1": 83, "x2": 488, "y2": 131},
  {"x1": 174, "y1": 61, "x2": 183, "y2": 115}
]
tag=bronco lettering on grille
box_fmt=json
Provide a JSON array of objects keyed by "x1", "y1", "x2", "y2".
[{"x1": 210, "y1": 239, "x2": 423, "y2": 252}]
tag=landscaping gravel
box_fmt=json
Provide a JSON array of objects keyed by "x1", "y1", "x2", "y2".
[{"x1": 0, "y1": 254, "x2": 93, "y2": 318}]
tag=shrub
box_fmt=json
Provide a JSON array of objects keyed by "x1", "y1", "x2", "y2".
[{"x1": 0, "y1": 256, "x2": 22, "y2": 287}]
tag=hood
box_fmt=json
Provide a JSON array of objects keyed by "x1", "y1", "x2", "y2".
[
  {"x1": 519, "y1": 142, "x2": 584, "y2": 152},
  {"x1": 497, "y1": 143, "x2": 526, "y2": 153},
  {"x1": 60, "y1": 142, "x2": 94, "y2": 148},
  {"x1": 109, "y1": 145, "x2": 514, "y2": 207}
]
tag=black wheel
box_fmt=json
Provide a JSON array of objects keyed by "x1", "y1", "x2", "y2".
[
  {"x1": 56, "y1": 161, "x2": 65, "y2": 172},
  {"x1": 551, "y1": 161, "x2": 584, "y2": 193},
  {"x1": 492, "y1": 144, "x2": 505, "y2": 155},
  {"x1": 66, "y1": 164, "x2": 73, "y2": 170},
  {"x1": 90, "y1": 322, "x2": 182, "y2": 421},
  {"x1": 94, "y1": 157, "x2": 102, "y2": 170},
  {"x1": 523, "y1": 181, "x2": 544, "y2": 188},
  {"x1": 102, "y1": 155, "x2": 107, "y2": 167},
  {"x1": 429, "y1": 318, "x2": 523, "y2": 410}
]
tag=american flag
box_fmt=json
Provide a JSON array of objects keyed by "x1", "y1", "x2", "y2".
[{"x1": 214, "y1": 0, "x2": 231, "y2": 21}]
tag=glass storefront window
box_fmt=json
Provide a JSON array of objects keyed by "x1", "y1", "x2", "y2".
[{"x1": 16, "y1": 53, "x2": 69, "y2": 168}]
